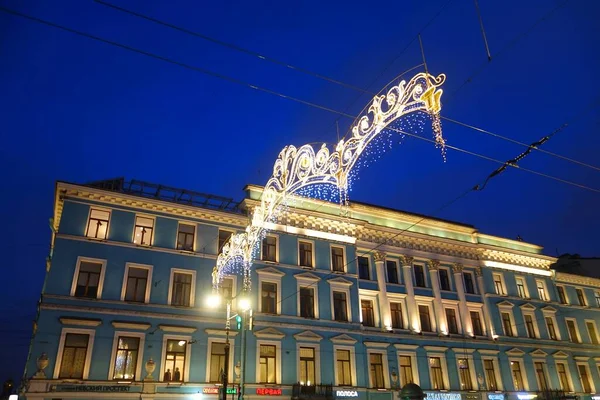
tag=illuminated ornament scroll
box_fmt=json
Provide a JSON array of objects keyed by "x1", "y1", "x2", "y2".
[{"x1": 213, "y1": 71, "x2": 446, "y2": 292}]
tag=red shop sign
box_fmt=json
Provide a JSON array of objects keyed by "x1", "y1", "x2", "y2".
[{"x1": 256, "y1": 388, "x2": 282, "y2": 396}]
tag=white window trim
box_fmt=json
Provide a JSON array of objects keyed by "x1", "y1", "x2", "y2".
[
  {"x1": 515, "y1": 275, "x2": 530, "y2": 298},
  {"x1": 522, "y1": 310, "x2": 541, "y2": 339},
  {"x1": 492, "y1": 272, "x2": 507, "y2": 296},
  {"x1": 356, "y1": 253, "x2": 371, "y2": 280},
  {"x1": 576, "y1": 362, "x2": 596, "y2": 393},
  {"x1": 53, "y1": 327, "x2": 96, "y2": 379},
  {"x1": 333, "y1": 344, "x2": 358, "y2": 387},
  {"x1": 159, "y1": 334, "x2": 191, "y2": 382},
  {"x1": 366, "y1": 348, "x2": 390, "y2": 389},
  {"x1": 359, "y1": 292, "x2": 380, "y2": 328},
  {"x1": 256, "y1": 339, "x2": 282, "y2": 384},
  {"x1": 70, "y1": 256, "x2": 107, "y2": 299},
  {"x1": 415, "y1": 299, "x2": 436, "y2": 333},
  {"x1": 132, "y1": 214, "x2": 155, "y2": 246},
  {"x1": 442, "y1": 302, "x2": 463, "y2": 335},
  {"x1": 554, "y1": 360, "x2": 575, "y2": 392},
  {"x1": 85, "y1": 206, "x2": 111, "y2": 239},
  {"x1": 413, "y1": 262, "x2": 428, "y2": 288},
  {"x1": 296, "y1": 276, "x2": 320, "y2": 319},
  {"x1": 467, "y1": 305, "x2": 486, "y2": 337},
  {"x1": 438, "y1": 267, "x2": 453, "y2": 291},
  {"x1": 257, "y1": 274, "x2": 282, "y2": 315},
  {"x1": 330, "y1": 244, "x2": 347, "y2": 273},
  {"x1": 454, "y1": 353, "x2": 478, "y2": 391},
  {"x1": 463, "y1": 271, "x2": 477, "y2": 294},
  {"x1": 427, "y1": 351, "x2": 450, "y2": 390},
  {"x1": 205, "y1": 337, "x2": 235, "y2": 383},
  {"x1": 565, "y1": 318, "x2": 582, "y2": 343},
  {"x1": 176, "y1": 222, "x2": 196, "y2": 251},
  {"x1": 594, "y1": 291, "x2": 600, "y2": 307},
  {"x1": 532, "y1": 357, "x2": 550, "y2": 391},
  {"x1": 535, "y1": 279, "x2": 549, "y2": 301},
  {"x1": 298, "y1": 239, "x2": 316, "y2": 269},
  {"x1": 222, "y1": 275, "x2": 239, "y2": 311},
  {"x1": 120, "y1": 263, "x2": 153, "y2": 303},
  {"x1": 218, "y1": 228, "x2": 235, "y2": 253},
  {"x1": 296, "y1": 343, "x2": 321, "y2": 385},
  {"x1": 261, "y1": 234, "x2": 279, "y2": 263},
  {"x1": 481, "y1": 356, "x2": 503, "y2": 391},
  {"x1": 385, "y1": 258, "x2": 401, "y2": 284},
  {"x1": 575, "y1": 288, "x2": 588, "y2": 306},
  {"x1": 168, "y1": 268, "x2": 197, "y2": 307},
  {"x1": 585, "y1": 319, "x2": 600, "y2": 344},
  {"x1": 508, "y1": 358, "x2": 529, "y2": 391},
  {"x1": 107, "y1": 330, "x2": 145, "y2": 381},
  {"x1": 499, "y1": 309, "x2": 517, "y2": 337},
  {"x1": 397, "y1": 351, "x2": 420, "y2": 386},
  {"x1": 542, "y1": 309, "x2": 562, "y2": 340},
  {"x1": 388, "y1": 294, "x2": 409, "y2": 331},
  {"x1": 557, "y1": 285, "x2": 569, "y2": 304},
  {"x1": 329, "y1": 284, "x2": 352, "y2": 323}
]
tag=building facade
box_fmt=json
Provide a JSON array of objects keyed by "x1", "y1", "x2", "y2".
[{"x1": 22, "y1": 178, "x2": 600, "y2": 400}]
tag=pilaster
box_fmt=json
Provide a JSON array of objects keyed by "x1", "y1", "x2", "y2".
[
  {"x1": 400, "y1": 255, "x2": 419, "y2": 332},
  {"x1": 374, "y1": 251, "x2": 392, "y2": 331},
  {"x1": 475, "y1": 266, "x2": 495, "y2": 337},
  {"x1": 452, "y1": 263, "x2": 473, "y2": 336},
  {"x1": 428, "y1": 259, "x2": 447, "y2": 335}
]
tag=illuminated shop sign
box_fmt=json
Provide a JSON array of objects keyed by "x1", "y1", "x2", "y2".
[
  {"x1": 487, "y1": 394, "x2": 505, "y2": 400},
  {"x1": 425, "y1": 392, "x2": 461, "y2": 400},
  {"x1": 337, "y1": 390, "x2": 359, "y2": 397},
  {"x1": 256, "y1": 388, "x2": 282, "y2": 396},
  {"x1": 202, "y1": 387, "x2": 237, "y2": 395},
  {"x1": 51, "y1": 385, "x2": 133, "y2": 392},
  {"x1": 517, "y1": 395, "x2": 537, "y2": 400},
  {"x1": 463, "y1": 394, "x2": 481, "y2": 400}
]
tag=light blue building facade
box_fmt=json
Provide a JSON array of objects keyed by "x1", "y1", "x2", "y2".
[{"x1": 22, "y1": 179, "x2": 600, "y2": 400}]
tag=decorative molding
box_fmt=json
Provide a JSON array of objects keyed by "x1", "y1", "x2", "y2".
[
  {"x1": 428, "y1": 259, "x2": 440, "y2": 271},
  {"x1": 496, "y1": 300, "x2": 515, "y2": 308},
  {"x1": 254, "y1": 327, "x2": 285, "y2": 339},
  {"x1": 293, "y1": 330, "x2": 323, "y2": 342},
  {"x1": 481, "y1": 249, "x2": 555, "y2": 270},
  {"x1": 111, "y1": 321, "x2": 151, "y2": 330},
  {"x1": 400, "y1": 255, "x2": 414, "y2": 266},
  {"x1": 574, "y1": 356, "x2": 590, "y2": 361},
  {"x1": 327, "y1": 277, "x2": 354, "y2": 286},
  {"x1": 554, "y1": 351, "x2": 569, "y2": 359},
  {"x1": 519, "y1": 303, "x2": 536, "y2": 311},
  {"x1": 506, "y1": 348, "x2": 525, "y2": 356},
  {"x1": 451, "y1": 263, "x2": 464, "y2": 273},
  {"x1": 205, "y1": 329, "x2": 239, "y2": 337},
  {"x1": 474, "y1": 266, "x2": 482, "y2": 277},
  {"x1": 256, "y1": 266, "x2": 285, "y2": 277},
  {"x1": 331, "y1": 334, "x2": 357, "y2": 344},
  {"x1": 477, "y1": 349, "x2": 499, "y2": 355},
  {"x1": 158, "y1": 324, "x2": 197, "y2": 333},
  {"x1": 373, "y1": 251, "x2": 386, "y2": 263},
  {"x1": 541, "y1": 306, "x2": 558, "y2": 314},
  {"x1": 530, "y1": 349, "x2": 549, "y2": 357},
  {"x1": 394, "y1": 344, "x2": 419, "y2": 350},
  {"x1": 451, "y1": 348, "x2": 476, "y2": 354},
  {"x1": 294, "y1": 272, "x2": 321, "y2": 282},
  {"x1": 364, "y1": 341, "x2": 390, "y2": 349},
  {"x1": 59, "y1": 317, "x2": 102, "y2": 327},
  {"x1": 423, "y1": 346, "x2": 448, "y2": 352},
  {"x1": 556, "y1": 272, "x2": 600, "y2": 288}
]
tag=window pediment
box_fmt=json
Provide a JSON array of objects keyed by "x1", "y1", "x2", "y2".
[
  {"x1": 506, "y1": 347, "x2": 525, "y2": 356},
  {"x1": 331, "y1": 333, "x2": 357, "y2": 344},
  {"x1": 541, "y1": 306, "x2": 558, "y2": 314},
  {"x1": 554, "y1": 351, "x2": 569, "y2": 359},
  {"x1": 293, "y1": 330, "x2": 323, "y2": 342},
  {"x1": 530, "y1": 349, "x2": 548, "y2": 357},
  {"x1": 327, "y1": 277, "x2": 353, "y2": 287},
  {"x1": 496, "y1": 300, "x2": 514, "y2": 309},
  {"x1": 256, "y1": 267, "x2": 285, "y2": 277},
  {"x1": 294, "y1": 272, "x2": 321, "y2": 282},
  {"x1": 254, "y1": 327, "x2": 285, "y2": 339},
  {"x1": 60, "y1": 317, "x2": 102, "y2": 327},
  {"x1": 158, "y1": 324, "x2": 197, "y2": 333},
  {"x1": 519, "y1": 303, "x2": 536, "y2": 311}
]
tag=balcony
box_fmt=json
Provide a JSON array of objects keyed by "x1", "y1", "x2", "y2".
[{"x1": 292, "y1": 383, "x2": 333, "y2": 400}]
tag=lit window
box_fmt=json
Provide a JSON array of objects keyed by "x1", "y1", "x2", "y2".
[
  {"x1": 209, "y1": 342, "x2": 227, "y2": 383},
  {"x1": 218, "y1": 230, "x2": 232, "y2": 253},
  {"x1": 75, "y1": 261, "x2": 102, "y2": 299},
  {"x1": 557, "y1": 286, "x2": 568, "y2": 304},
  {"x1": 171, "y1": 272, "x2": 193, "y2": 307},
  {"x1": 399, "y1": 355, "x2": 413, "y2": 386},
  {"x1": 133, "y1": 216, "x2": 153, "y2": 246},
  {"x1": 576, "y1": 288, "x2": 587, "y2": 306},
  {"x1": 483, "y1": 359, "x2": 498, "y2": 391},
  {"x1": 414, "y1": 265, "x2": 426, "y2": 288},
  {"x1": 536, "y1": 280, "x2": 547, "y2": 301},
  {"x1": 386, "y1": 260, "x2": 399, "y2": 284},
  {"x1": 557, "y1": 362, "x2": 571, "y2": 391},
  {"x1": 336, "y1": 349, "x2": 352, "y2": 386},
  {"x1": 419, "y1": 305, "x2": 432, "y2": 332},
  {"x1": 445, "y1": 308, "x2": 458, "y2": 334},
  {"x1": 578, "y1": 364, "x2": 592, "y2": 393},
  {"x1": 112, "y1": 336, "x2": 139, "y2": 380},
  {"x1": 259, "y1": 344, "x2": 277, "y2": 383},
  {"x1": 59, "y1": 333, "x2": 90, "y2": 379},
  {"x1": 333, "y1": 291, "x2": 348, "y2": 322},
  {"x1": 331, "y1": 247, "x2": 345, "y2": 272},
  {"x1": 430, "y1": 357, "x2": 445, "y2": 390},
  {"x1": 493, "y1": 273, "x2": 505, "y2": 295},
  {"x1": 262, "y1": 236, "x2": 277, "y2": 262},
  {"x1": 86, "y1": 208, "x2": 110, "y2": 239},
  {"x1": 510, "y1": 360, "x2": 524, "y2": 391},
  {"x1": 261, "y1": 282, "x2": 277, "y2": 314},
  {"x1": 566, "y1": 320, "x2": 580, "y2": 343},
  {"x1": 535, "y1": 361, "x2": 548, "y2": 391},
  {"x1": 299, "y1": 241, "x2": 313, "y2": 268},
  {"x1": 124, "y1": 267, "x2": 149, "y2": 303},
  {"x1": 369, "y1": 353, "x2": 384, "y2": 388},
  {"x1": 358, "y1": 256, "x2": 370, "y2": 279},
  {"x1": 176, "y1": 223, "x2": 195, "y2": 251},
  {"x1": 163, "y1": 340, "x2": 186, "y2": 382},
  {"x1": 586, "y1": 321, "x2": 599, "y2": 344},
  {"x1": 299, "y1": 347, "x2": 315, "y2": 385},
  {"x1": 300, "y1": 287, "x2": 315, "y2": 318},
  {"x1": 458, "y1": 358, "x2": 473, "y2": 390},
  {"x1": 470, "y1": 311, "x2": 483, "y2": 336},
  {"x1": 361, "y1": 300, "x2": 375, "y2": 327},
  {"x1": 515, "y1": 277, "x2": 527, "y2": 298},
  {"x1": 390, "y1": 302, "x2": 403, "y2": 329},
  {"x1": 463, "y1": 272, "x2": 475, "y2": 294},
  {"x1": 439, "y1": 269, "x2": 451, "y2": 291}
]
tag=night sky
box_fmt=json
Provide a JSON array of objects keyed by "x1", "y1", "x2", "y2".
[{"x1": 1, "y1": 0, "x2": 598, "y2": 385}]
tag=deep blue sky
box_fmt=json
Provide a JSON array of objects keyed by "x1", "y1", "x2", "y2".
[{"x1": 1, "y1": 0, "x2": 599, "y2": 384}]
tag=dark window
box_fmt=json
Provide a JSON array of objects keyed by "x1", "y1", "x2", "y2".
[
  {"x1": 259, "y1": 345, "x2": 277, "y2": 383},
  {"x1": 358, "y1": 256, "x2": 369, "y2": 279},
  {"x1": 86, "y1": 208, "x2": 110, "y2": 239},
  {"x1": 567, "y1": 320, "x2": 579, "y2": 343},
  {"x1": 430, "y1": 357, "x2": 445, "y2": 390},
  {"x1": 262, "y1": 236, "x2": 277, "y2": 262},
  {"x1": 511, "y1": 361, "x2": 524, "y2": 391},
  {"x1": 124, "y1": 267, "x2": 148, "y2": 302},
  {"x1": 535, "y1": 362, "x2": 548, "y2": 390},
  {"x1": 458, "y1": 358, "x2": 473, "y2": 390},
  {"x1": 578, "y1": 365, "x2": 592, "y2": 393},
  {"x1": 399, "y1": 355, "x2": 413, "y2": 386},
  {"x1": 331, "y1": 247, "x2": 345, "y2": 272},
  {"x1": 557, "y1": 363, "x2": 571, "y2": 391},
  {"x1": 299, "y1": 287, "x2": 315, "y2": 318},
  {"x1": 525, "y1": 314, "x2": 536, "y2": 338},
  {"x1": 537, "y1": 281, "x2": 547, "y2": 301},
  {"x1": 586, "y1": 321, "x2": 599, "y2": 344},
  {"x1": 336, "y1": 349, "x2": 352, "y2": 386},
  {"x1": 133, "y1": 216, "x2": 153, "y2": 246},
  {"x1": 445, "y1": 308, "x2": 458, "y2": 334},
  {"x1": 299, "y1": 241, "x2": 313, "y2": 268},
  {"x1": 595, "y1": 292, "x2": 600, "y2": 307},
  {"x1": 261, "y1": 282, "x2": 277, "y2": 314},
  {"x1": 209, "y1": 342, "x2": 226, "y2": 382},
  {"x1": 546, "y1": 317, "x2": 557, "y2": 340},
  {"x1": 171, "y1": 272, "x2": 192, "y2": 307},
  {"x1": 557, "y1": 286, "x2": 567, "y2": 304},
  {"x1": 470, "y1": 311, "x2": 483, "y2": 336},
  {"x1": 221, "y1": 278, "x2": 233, "y2": 301},
  {"x1": 177, "y1": 223, "x2": 195, "y2": 251},
  {"x1": 501, "y1": 312, "x2": 513, "y2": 336},
  {"x1": 484, "y1": 359, "x2": 497, "y2": 391},
  {"x1": 386, "y1": 260, "x2": 398, "y2": 284},
  {"x1": 75, "y1": 261, "x2": 102, "y2": 298},
  {"x1": 361, "y1": 300, "x2": 375, "y2": 327},
  {"x1": 390, "y1": 302, "x2": 403, "y2": 329},
  {"x1": 516, "y1": 278, "x2": 527, "y2": 298},
  {"x1": 463, "y1": 272, "x2": 475, "y2": 294},
  {"x1": 59, "y1": 333, "x2": 89, "y2": 379},
  {"x1": 414, "y1": 265, "x2": 425, "y2": 288},
  {"x1": 333, "y1": 291, "x2": 348, "y2": 322},
  {"x1": 493, "y1": 274, "x2": 504, "y2": 295},
  {"x1": 369, "y1": 353, "x2": 384, "y2": 388},
  {"x1": 218, "y1": 230, "x2": 232, "y2": 253},
  {"x1": 418, "y1": 305, "x2": 431, "y2": 332},
  {"x1": 439, "y1": 269, "x2": 450, "y2": 291},
  {"x1": 299, "y1": 347, "x2": 315, "y2": 385},
  {"x1": 113, "y1": 336, "x2": 139, "y2": 380},
  {"x1": 576, "y1": 288, "x2": 587, "y2": 306},
  {"x1": 164, "y1": 340, "x2": 186, "y2": 382}
]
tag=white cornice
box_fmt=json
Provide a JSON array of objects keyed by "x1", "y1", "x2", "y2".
[
  {"x1": 556, "y1": 272, "x2": 600, "y2": 288},
  {"x1": 158, "y1": 324, "x2": 197, "y2": 333},
  {"x1": 111, "y1": 321, "x2": 151, "y2": 330},
  {"x1": 205, "y1": 328, "x2": 239, "y2": 337},
  {"x1": 423, "y1": 346, "x2": 448, "y2": 352},
  {"x1": 59, "y1": 317, "x2": 102, "y2": 327},
  {"x1": 364, "y1": 341, "x2": 390, "y2": 349},
  {"x1": 394, "y1": 344, "x2": 419, "y2": 351}
]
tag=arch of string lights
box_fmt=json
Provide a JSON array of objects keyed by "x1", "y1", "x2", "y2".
[{"x1": 212, "y1": 71, "x2": 446, "y2": 293}]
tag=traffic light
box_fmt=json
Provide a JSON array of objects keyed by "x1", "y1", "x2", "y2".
[{"x1": 235, "y1": 315, "x2": 242, "y2": 330}]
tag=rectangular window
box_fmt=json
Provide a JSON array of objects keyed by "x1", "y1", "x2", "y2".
[
  {"x1": 59, "y1": 333, "x2": 89, "y2": 379},
  {"x1": 221, "y1": 277, "x2": 233, "y2": 300},
  {"x1": 261, "y1": 282, "x2": 277, "y2": 314},
  {"x1": 464, "y1": 272, "x2": 475, "y2": 294},
  {"x1": 546, "y1": 317, "x2": 557, "y2": 340},
  {"x1": 333, "y1": 291, "x2": 348, "y2": 322},
  {"x1": 218, "y1": 230, "x2": 232, "y2": 253},
  {"x1": 414, "y1": 265, "x2": 426, "y2": 288},
  {"x1": 209, "y1": 342, "x2": 227, "y2": 383},
  {"x1": 124, "y1": 267, "x2": 148, "y2": 302},
  {"x1": 336, "y1": 349, "x2": 352, "y2": 386},
  {"x1": 567, "y1": 320, "x2": 580, "y2": 343},
  {"x1": 399, "y1": 355, "x2": 413, "y2": 386},
  {"x1": 439, "y1": 269, "x2": 451, "y2": 291},
  {"x1": 133, "y1": 216, "x2": 153, "y2": 246},
  {"x1": 331, "y1": 247, "x2": 345, "y2": 272},
  {"x1": 390, "y1": 302, "x2": 404, "y2": 329},
  {"x1": 358, "y1": 256, "x2": 370, "y2": 279},
  {"x1": 75, "y1": 261, "x2": 102, "y2": 299},
  {"x1": 299, "y1": 287, "x2": 315, "y2": 318},
  {"x1": 430, "y1": 357, "x2": 445, "y2": 390},
  {"x1": 576, "y1": 288, "x2": 587, "y2": 306},
  {"x1": 535, "y1": 361, "x2": 548, "y2": 391},
  {"x1": 557, "y1": 286, "x2": 568, "y2": 304},
  {"x1": 445, "y1": 308, "x2": 458, "y2": 334},
  {"x1": 511, "y1": 360, "x2": 524, "y2": 391},
  {"x1": 259, "y1": 344, "x2": 277, "y2": 383},
  {"x1": 361, "y1": 300, "x2": 375, "y2": 327},
  {"x1": 458, "y1": 358, "x2": 473, "y2": 390},
  {"x1": 299, "y1": 241, "x2": 313, "y2": 268},
  {"x1": 164, "y1": 339, "x2": 186, "y2": 382},
  {"x1": 470, "y1": 311, "x2": 483, "y2": 336},
  {"x1": 369, "y1": 353, "x2": 384, "y2": 388},
  {"x1": 299, "y1": 347, "x2": 315, "y2": 385},
  {"x1": 586, "y1": 321, "x2": 598, "y2": 344},
  {"x1": 419, "y1": 305, "x2": 432, "y2": 332},
  {"x1": 516, "y1": 277, "x2": 527, "y2": 298},
  {"x1": 86, "y1": 208, "x2": 110, "y2": 239},
  {"x1": 386, "y1": 260, "x2": 398, "y2": 284},
  {"x1": 557, "y1": 362, "x2": 571, "y2": 391},
  {"x1": 176, "y1": 223, "x2": 195, "y2": 251},
  {"x1": 537, "y1": 280, "x2": 547, "y2": 301},
  {"x1": 525, "y1": 314, "x2": 536, "y2": 338},
  {"x1": 171, "y1": 272, "x2": 192, "y2": 307},
  {"x1": 113, "y1": 336, "x2": 139, "y2": 380},
  {"x1": 262, "y1": 236, "x2": 277, "y2": 262},
  {"x1": 493, "y1": 273, "x2": 505, "y2": 295},
  {"x1": 484, "y1": 359, "x2": 498, "y2": 391},
  {"x1": 578, "y1": 364, "x2": 592, "y2": 393},
  {"x1": 595, "y1": 291, "x2": 600, "y2": 307},
  {"x1": 501, "y1": 312, "x2": 513, "y2": 336}
]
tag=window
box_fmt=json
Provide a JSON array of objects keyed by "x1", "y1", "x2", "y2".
[
  {"x1": 369, "y1": 353, "x2": 384, "y2": 388},
  {"x1": 536, "y1": 280, "x2": 548, "y2": 301},
  {"x1": 86, "y1": 208, "x2": 110, "y2": 239},
  {"x1": 218, "y1": 230, "x2": 232, "y2": 253},
  {"x1": 399, "y1": 355, "x2": 413, "y2": 386},
  {"x1": 221, "y1": 278, "x2": 233, "y2": 301},
  {"x1": 545, "y1": 317, "x2": 557, "y2": 340},
  {"x1": 501, "y1": 312, "x2": 513, "y2": 337},
  {"x1": 331, "y1": 247, "x2": 345, "y2": 272},
  {"x1": 299, "y1": 241, "x2": 313, "y2": 268},
  {"x1": 171, "y1": 272, "x2": 193, "y2": 307},
  {"x1": 516, "y1": 277, "x2": 527, "y2": 298},
  {"x1": 333, "y1": 291, "x2": 348, "y2": 322},
  {"x1": 75, "y1": 261, "x2": 103, "y2": 299},
  {"x1": 586, "y1": 321, "x2": 599, "y2": 344},
  {"x1": 414, "y1": 265, "x2": 426, "y2": 288},
  {"x1": 457, "y1": 358, "x2": 473, "y2": 390},
  {"x1": 299, "y1": 347, "x2": 315, "y2": 385},
  {"x1": 566, "y1": 319, "x2": 580, "y2": 343},
  {"x1": 59, "y1": 333, "x2": 90, "y2": 379},
  {"x1": 259, "y1": 344, "x2": 277, "y2": 383},
  {"x1": 578, "y1": 364, "x2": 592, "y2": 393},
  {"x1": 390, "y1": 302, "x2": 404, "y2": 329},
  {"x1": 557, "y1": 362, "x2": 571, "y2": 391},
  {"x1": 133, "y1": 216, "x2": 153, "y2": 245},
  {"x1": 470, "y1": 311, "x2": 483, "y2": 336},
  {"x1": 463, "y1": 272, "x2": 475, "y2": 294},
  {"x1": 112, "y1": 336, "x2": 139, "y2": 380},
  {"x1": 493, "y1": 273, "x2": 505, "y2": 295},
  {"x1": 439, "y1": 269, "x2": 450, "y2": 291},
  {"x1": 176, "y1": 223, "x2": 195, "y2": 251},
  {"x1": 357, "y1": 256, "x2": 370, "y2": 279},
  {"x1": 595, "y1": 291, "x2": 600, "y2": 307},
  {"x1": 262, "y1": 236, "x2": 277, "y2": 262},
  {"x1": 576, "y1": 288, "x2": 587, "y2": 306},
  {"x1": 484, "y1": 359, "x2": 498, "y2": 391},
  {"x1": 418, "y1": 305, "x2": 432, "y2": 332},
  {"x1": 430, "y1": 357, "x2": 445, "y2": 390},
  {"x1": 535, "y1": 361, "x2": 548, "y2": 390},
  {"x1": 361, "y1": 300, "x2": 375, "y2": 327},
  {"x1": 336, "y1": 349, "x2": 352, "y2": 386},
  {"x1": 261, "y1": 282, "x2": 277, "y2": 314},
  {"x1": 299, "y1": 287, "x2": 315, "y2": 318},
  {"x1": 386, "y1": 260, "x2": 398, "y2": 284},
  {"x1": 445, "y1": 308, "x2": 458, "y2": 334},
  {"x1": 124, "y1": 266, "x2": 149, "y2": 303},
  {"x1": 524, "y1": 315, "x2": 536, "y2": 339},
  {"x1": 164, "y1": 340, "x2": 186, "y2": 382},
  {"x1": 511, "y1": 360, "x2": 524, "y2": 391},
  {"x1": 209, "y1": 342, "x2": 227, "y2": 382},
  {"x1": 557, "y1": 286, "x2": 568, "y2": 304}
]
